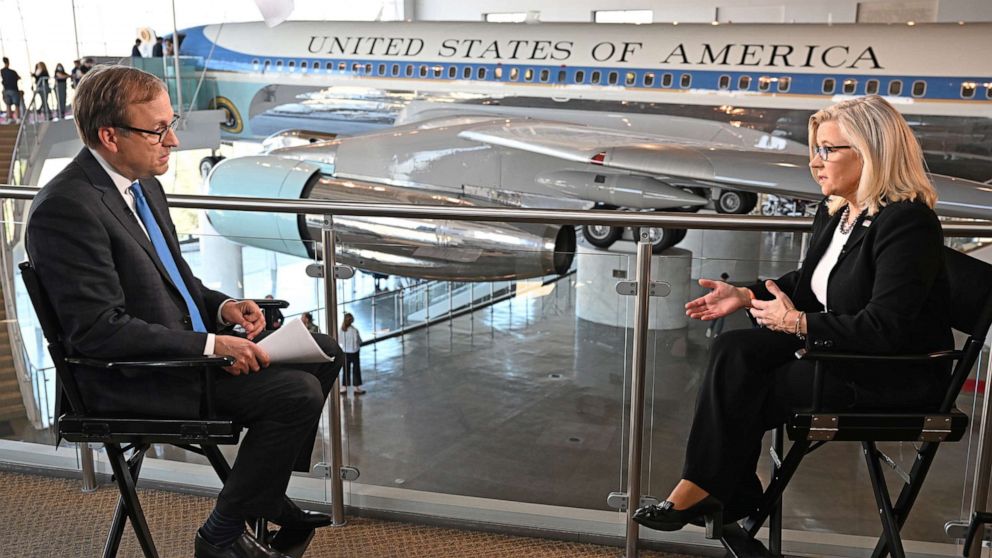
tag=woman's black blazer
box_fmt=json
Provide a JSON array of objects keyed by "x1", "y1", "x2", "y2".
[{"x1": 751, "y1": 198, "x2": 953, "y2": 358}]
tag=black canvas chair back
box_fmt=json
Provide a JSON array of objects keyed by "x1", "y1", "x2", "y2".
[
  {"x1": 941, "y1": 247, "x2": 992, "y2": 410},
  {"x1": 722, "y1": 247, "x2": 992, "y2": 558},
  {"x1": 19, "y1": 260, "x2": 241, "y2": 558}
]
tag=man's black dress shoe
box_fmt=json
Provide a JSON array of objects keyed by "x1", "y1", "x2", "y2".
[
  {"x1": 194, "y1": 532, "x2": 291, "y2": 558},
  {"x1": 632, "y1": 495, "x2": 724, "y2": 539},
  {"x1": 271, "y1": 502, "x2": 333, "y2": 530}
]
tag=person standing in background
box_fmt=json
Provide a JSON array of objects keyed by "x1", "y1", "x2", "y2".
[
  {"x1": 53, "y1": 63, "x2": 69, "y2": 119},
  {"x1": 32, "y1": 62, "x2": 51, "y2": 121},
  {"x1": 69, "y1": 59, "x2": 83, "y2": 89},
  {"x1": 152, "y1": 37, "x2": 164, "y2": 57},
  {"x1": 339, "y1": 312, "x2": 365, "y2": 395},
  {"x1": 301, "y1": 312, "x2": 320, "y2": 334},
  {"x1": 131, "y1": 39, "x2": 143, "y2": 57},
  {"x1": 1, "y1": 58, "x2": 21, "y2": 122}
]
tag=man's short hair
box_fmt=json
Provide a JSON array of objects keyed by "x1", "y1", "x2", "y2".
[
  {"x1": 73, "y1": 65, "x2": 166, "y2": 148},
  {"x1": 2, "y1": 57, "x2": 8, "y2": 65}
]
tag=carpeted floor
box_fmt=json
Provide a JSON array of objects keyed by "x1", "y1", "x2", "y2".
[{"x1": 0, "y1": 470, "x2": 689, "y2": 557}]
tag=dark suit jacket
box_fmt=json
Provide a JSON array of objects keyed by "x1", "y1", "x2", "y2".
[
  {"x1": 751, "y1": 198, "x2": 953, "y2": 388},
  {"x1": 26, "y1": 148, "x2": 231, "y2": 417}
]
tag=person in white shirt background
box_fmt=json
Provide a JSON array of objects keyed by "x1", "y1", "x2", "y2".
[{"x1": 339, "y1": 312, "x2": 365, "y2": 395}]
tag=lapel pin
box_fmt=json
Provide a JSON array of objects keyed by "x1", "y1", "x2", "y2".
[{"x1": 862, "y1": 220, "x2": 872, "y2": 227}]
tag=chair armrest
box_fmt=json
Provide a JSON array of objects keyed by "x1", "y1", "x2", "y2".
[
  {"x1": 252, "y1": 298, "x2": 290, "y2": 310},
  {"x1": 795, "y1": 348, "x2": 962, "y2": 364},
  {"x1": 66, "y1": 355, "x2": 235, "y2": 369}
]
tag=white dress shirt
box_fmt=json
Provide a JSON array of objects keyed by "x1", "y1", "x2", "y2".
[{"x1": 810, "y1": 218, "x2": 850, "y2": 308}]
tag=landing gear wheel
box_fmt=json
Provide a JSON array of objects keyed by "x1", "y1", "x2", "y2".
[
  {"x1": 199, "y1": 156, "x2": 225, "y2": 178},
  {"x1": 633, "y1": 227, "x2": 686, "y2": 254},
  {"x1": 582, "y1": 224, "x2": 623, "y2": 249},
  {"x1": 716, "y1": 190, "x2": 758, "y2": 214}
]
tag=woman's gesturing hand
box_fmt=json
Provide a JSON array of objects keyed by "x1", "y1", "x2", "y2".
[
  {"x1": 685, "y1": 278, "x2": 752, "y2": 321},
  {"x1": 750, "y1": 280, "x2": 798, "y2": 332}
]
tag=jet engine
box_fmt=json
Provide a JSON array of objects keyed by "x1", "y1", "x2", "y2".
[{"x1": 204, "y1": 156, "x2": 575, "y2": 281}]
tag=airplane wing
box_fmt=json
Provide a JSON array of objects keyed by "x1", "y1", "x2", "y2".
[{"x1": 459, "y1": 121, "x2": 992, "y2": 219}]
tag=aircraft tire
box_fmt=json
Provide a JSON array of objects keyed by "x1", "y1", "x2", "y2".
[
  {"x1": 199, "y1": 156, "x2": 225, "y2": 178},
  {"x1": 633, "y1": 226, "x2": 683, "y2": 254},
  {"x1": 582, "y1": 224, "x2": 622, "y2": 249},
  {"x1": 716, "y1": 190, "x2": 758, "y2": 214}
]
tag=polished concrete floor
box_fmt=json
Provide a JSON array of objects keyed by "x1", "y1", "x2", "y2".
[{"x1": 2, "y1": 232, "x2": 986, "y2": 549}]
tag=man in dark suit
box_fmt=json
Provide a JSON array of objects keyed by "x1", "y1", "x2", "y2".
[{"x1": 26, "y1": 65, "x2": 343, "y2": 558}]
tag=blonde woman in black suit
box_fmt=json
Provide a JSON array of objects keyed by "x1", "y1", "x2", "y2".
[{"x1": 634, "y1": 95, "x2": 953, "y2": 533}]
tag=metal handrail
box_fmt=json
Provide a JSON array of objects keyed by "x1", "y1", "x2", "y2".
[
  {"x1": 3, "y1": 183, "x2": 992, "y2": 556},
  {"x1": 1, "y1": 185, "x2": 991, "y2": 236}
]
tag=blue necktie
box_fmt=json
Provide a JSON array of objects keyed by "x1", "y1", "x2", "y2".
[{"x1": 130, "y1": 181, "x2": 207, "y2": 333}]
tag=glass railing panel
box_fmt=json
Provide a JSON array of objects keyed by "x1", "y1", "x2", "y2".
[{"x1": 328, "y1": 229, "x2": 630, "y2": 534}]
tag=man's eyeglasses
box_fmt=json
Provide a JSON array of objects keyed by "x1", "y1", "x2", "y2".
[
  {"x1": 812, "y1": 145, "x2": 852, "y2": 162},
  {"x1": 115, "y1": 115, "x2": 180, "y2": 144}
]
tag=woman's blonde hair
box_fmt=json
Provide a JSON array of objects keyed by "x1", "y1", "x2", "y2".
[{"x1": 808, "y1": 95, "x2": 936, "y2": 216}]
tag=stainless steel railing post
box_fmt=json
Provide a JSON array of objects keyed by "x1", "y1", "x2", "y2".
[
  {"x1": 79, "y1": 442, "x2": 97, "y2": 493},
  {"x1": 967, "y1": 355, "x2": 992, "y2": 558},
  {"x1": 321, "y1": 225, "x2": 346, "y2": 526},
  {"x1": 624, "y1": 238, "x2": 653, "y2": 558}
]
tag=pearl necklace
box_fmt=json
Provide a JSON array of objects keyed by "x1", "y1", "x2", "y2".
[{"x1": 839, "y1": 205, "x2": 857, "y2": 235}]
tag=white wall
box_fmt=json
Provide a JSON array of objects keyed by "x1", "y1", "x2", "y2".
[{"x1": 413, "y1": 0, "x2": 992, "y2": 23}]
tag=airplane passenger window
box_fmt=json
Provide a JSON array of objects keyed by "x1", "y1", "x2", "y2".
[
  {"x1": 463, "y1": 67, "x2": 471, "y2": 79},
  {"x1": 758, "y1": 76, "x2": 771, "y2": 91},
  {"x1": 737, "y1": 75, "x2": 750, "y2": 90},
  {"x1": 300, "y1": 61, "x2": 308, "y2": 73},
  {"x1": 288, "y1": 61, "x2": 296, "y2": 71},
  {"x1": 608, "y1": 71, "x2": 618, "y2": 85},
  {"x1": 419, "y1": 65, "x2": 428, "y2": 77},
  {"x1": 252, "y1": 59, "x2": 260, "y2": 71},
  {"x1": 865, "y1": 80, "x2": 878, "y2": 95},
  {"x1": 352, "y1": 63, "x2": 361, "y2": 73},
  {"x1": 557, "y1": 70, "x2": 566, "y2": 82},
  {"x1": 339, "y1": 62, "x2": 346, "y2": 72},
  {"x1": 391, "y1": 64, "x2": 399, "y2": 75},
  {"x1": 494, "y1": 67, "x2": 503, "y2": 79},
  {"x1": 912, "y1": 80, "x2": 926, "y2": 97},
  {"x1": 460, "y1": 66, "x2": 469, "y2": 79},
  {"x1": 644, "y1": 73, "x2": 655, "y2": 87},
  {"x1": 822, "y1": 78, "x2": 835, "y2": 94},
  {"x1": 625, "y1": 72, "x2": 636, "y2": 86},
  {"x1": 574, "y1": 70, "x2": 584, "y2": 83},
  {"x1": 433, "y1": 66, "x2": 442, "y2": 78},
  {"x1": 378, "y1": 63, "x2": 386, "y2": 75},
  {"x1": 478, "y1": 67, "x2": 487, "y2": 80},
  {"x1": 405, "y1": 64, "x2": 413, "y2": 77},
  {"x1": 540, "y1": 69, "x2": 550, "y2": 82},
  {"x1": 662, "y1": 73, "x2": 673, "y2": 87},
  {"x1": 777, "y1": 76, "x2": 791, "y2": 92},
  {"x1": 525, "y1": 68, "x2": 535, "y2": 81},
  {"x1": 987, "y1": 84, "x2": 992, "y2": 99},
  {"x1": 511, "y1": 67, "x2": 520, "y2": 81},
  {"x1": 275, "y1": 60, "x2": 283, "y2": 70},
  {"x1": 365, "y1": 63, "x2": 372, "y2": 74},
  {"x1": 263, "y1": 60, "x2": 271, "y2": 72},
  {"x1": 888, "y1": 80, "x2": 902, "y2": 95},
  {"x1": 591, "y1": 70, "x2": 601, "y2": 84},
  {"x1": 843, "y1": 79, "x2": 856, "y2": 94},
  {"x1": 680, "y1": 74, "x2": 691, "y2": 88},
  {"x1": 718, "y1": 75, "x2": 730, "y2": 90},
  {"x1": 961, "y1": 82, "x2": 976, "y2": 98}
]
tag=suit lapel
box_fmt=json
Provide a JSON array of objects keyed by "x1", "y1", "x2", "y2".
[
  {"x1": 75, "y1": 149, "x2": 181, "y2": 293},
  {"x1": 835, "y1": 208, "x2": 876, "y2": 266}
]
